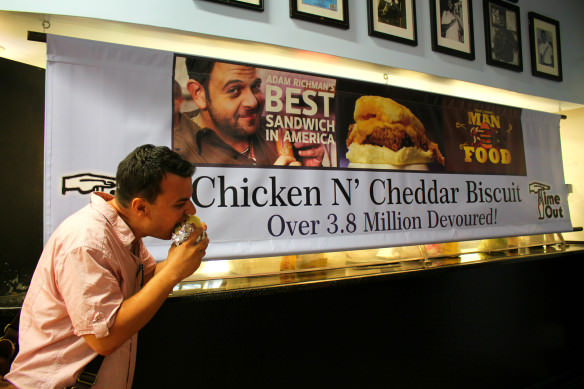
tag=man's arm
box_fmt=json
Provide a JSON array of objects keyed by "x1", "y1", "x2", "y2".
[{"x1": 83, "y1": 230, "x2": 208, "y2": 355}]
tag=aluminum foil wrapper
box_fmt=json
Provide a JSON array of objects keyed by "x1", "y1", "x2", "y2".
[{"x1": 171, "y1": 222, "x2": 205, "y2": 246}]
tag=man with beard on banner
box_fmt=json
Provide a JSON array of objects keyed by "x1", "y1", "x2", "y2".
[
  {"x1": 4, "y1": 145, "x2": 209, "y2": 389},
  {"x1": 174, "y1": 57, "x2": 325, "y2": 167}
]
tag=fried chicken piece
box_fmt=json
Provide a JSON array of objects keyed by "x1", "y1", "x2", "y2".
[{"x1": 347, "y1": 96, "x2": 445, "y2": 166}]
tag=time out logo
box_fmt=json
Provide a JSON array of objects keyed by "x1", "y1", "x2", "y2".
[
  {"x1": 528, "y1": 182, "x2": 565, "y2": 219},
  {"x1": 460, "y1": 110, "x2": 512, "y2": 165}
]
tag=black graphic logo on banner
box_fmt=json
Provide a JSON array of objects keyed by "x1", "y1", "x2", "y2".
[
  {"x1": 528, "y1": 182, "x2": 564, "y2": 220},
  {"x1": 62, "y1": 173, "x2": 116, "y2": 195}
]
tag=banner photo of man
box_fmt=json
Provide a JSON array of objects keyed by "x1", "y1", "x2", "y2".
[{"x1": 173, "y1": 54, "x2": 336, "y2": 168}]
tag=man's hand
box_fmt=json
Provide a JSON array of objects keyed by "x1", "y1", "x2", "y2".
[
  {"x1": 164, "y1": 226, "x2": 209, "y2": 283},
  {"x1": 293, "y1": 142, "x2": 325, "y2": 167},
  {"x1": 273, "y1": 143, "x2": 325, "y2": 167},
  {"x1": 273, "y1": 155, "x2": 301, "y2": 166}
]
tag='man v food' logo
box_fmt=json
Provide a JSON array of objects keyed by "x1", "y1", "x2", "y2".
[
  {"x1": 459, "y1": 110, "x2": 512, "y2": 165},
  {"x1": 528, "y1": 182, "x2": 565, "y2": 220}
]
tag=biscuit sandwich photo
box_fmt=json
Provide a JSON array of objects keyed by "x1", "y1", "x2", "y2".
[{"x1": 345, "y1": 95, "x2": 445, "y2": 170}]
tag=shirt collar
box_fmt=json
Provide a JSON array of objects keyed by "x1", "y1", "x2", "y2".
[
  {"x1": 90, "y1": 192, "x2": 137, "y2": 250},
  {"x1": 196, "y1": 126, "x2": 261, "y2": 163}
]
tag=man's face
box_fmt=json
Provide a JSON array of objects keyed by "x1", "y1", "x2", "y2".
[
  {"x1": 147, "y1": 173, "x2": 196, "y2": 240},
  {"x1": 174, "y1": 95, "x2": 184, "y2": 115},
  {"x1": 205, "y1": 63, "x2": 263, "y2": 140}
]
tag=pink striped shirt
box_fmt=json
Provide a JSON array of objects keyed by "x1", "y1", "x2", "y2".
[{"x1": 6, "y1": 193, "x2": 157, "y2": 389}]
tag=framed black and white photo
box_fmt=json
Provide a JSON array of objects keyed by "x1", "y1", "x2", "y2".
[
  {"x1": 430, "y1": 0, "x2": 475, "y2": 60},
  {"x1": 367, "y1": 0, "x2": 418, "y2": 46},
  {"x1": 202, "y1": 0, "x2": 264, "y2": 12},
  {"x1": 290, "y1": 0, "x2": 349, "y2": 29},
  {"x1": 483, "y1": 0, "x2": 522, "y2": 71},
  {"x1": 528, "y1": 12, "x2": 562, "y2": 81}
]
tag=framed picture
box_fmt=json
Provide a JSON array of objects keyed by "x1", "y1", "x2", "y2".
[
  {"x1": 483, "y1": 0, "x2": 522, "y2": 72},
  {"x1": 528, "y1": 12, "x2": 562, "y2": 81},
  {"x1": 290, "y1": 0, "x2": 349, "y2": 29},
  {"x1": 202, "y1": 0, "x2": 264, "y2": 12},
  {"x1": 430, "y1": 0, "x2": 475, "y2": 60},
  {"x1": 367, "y1": 0, "x2": 418, "y2": 46}
]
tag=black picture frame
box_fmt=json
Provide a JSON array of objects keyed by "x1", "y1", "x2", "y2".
[
  {"x1": 290, "y1": 0, "x2": 349, "y2": 29},
  {"x1": 483, "y1": 0, "x2": 522, "y2": 72},
  {"x1": 430, "y1": 0, "x2": 475, "y2": 60},
  {"x1": 528, "y1": 12, "x2": 562, "y2": 81},
  {"x1": 202, "y1": 0, "x2": 264, "y2": 12},
  {"x1": 367, "y1": 0, "x2": 418, "y2": 46}
]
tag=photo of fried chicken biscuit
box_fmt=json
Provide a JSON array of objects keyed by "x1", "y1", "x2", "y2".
[{"x1": 346, "y1": 95, "x2": 445, "y2": 169}]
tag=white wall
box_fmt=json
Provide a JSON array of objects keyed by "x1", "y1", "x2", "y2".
[
  {"x1": 561, "y1": 107, "x2": 584, "y2": 241},
  {"x1": 0, "y1": 0, "x2": 583, "y2": 106}
]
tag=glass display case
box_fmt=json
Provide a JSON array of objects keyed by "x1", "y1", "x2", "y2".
[{"x1": 171, "y1": 232, "x2": 571, "y2": 296}]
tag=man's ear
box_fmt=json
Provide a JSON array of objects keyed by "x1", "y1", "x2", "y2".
[
  {"x1": 187, "y1": 79, "x2": 208, "y2": 110},
  {"x1": 130, "y1": 197, "x2": 150, "y2": 218}
]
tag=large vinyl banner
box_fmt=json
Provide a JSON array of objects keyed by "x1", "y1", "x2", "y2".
[{"x1": 45, "y1": 35, "x2": 572, "y2": 260}]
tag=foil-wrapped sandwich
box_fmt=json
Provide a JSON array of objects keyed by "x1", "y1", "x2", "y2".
[{"x1": 171, "y1": 215, "x2": 207, "y2": 246}]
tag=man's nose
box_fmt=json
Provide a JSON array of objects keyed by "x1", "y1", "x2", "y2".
[
  {"x1": 185, "y1": 201, "x2": 196, "y2": 215},
  {"x1": 241, "y1": 87, "x2": 259, "y2": 108}
]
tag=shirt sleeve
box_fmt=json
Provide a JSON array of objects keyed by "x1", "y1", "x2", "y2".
[{"x1": 56, "y1": 246, "x2": 124, "y2": 339}]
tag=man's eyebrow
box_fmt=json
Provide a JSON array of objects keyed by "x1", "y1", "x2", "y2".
[
  {"x1": 175, "y1": 196, "x2": 190, "y2": 204},
  {"x1": 222, "y1": 79, "x2": 243, "y2": 90}
]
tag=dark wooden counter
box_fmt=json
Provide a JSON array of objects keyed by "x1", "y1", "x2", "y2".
[{"x1": 134, "y1": 245, "x2": 584, "y2": 388}]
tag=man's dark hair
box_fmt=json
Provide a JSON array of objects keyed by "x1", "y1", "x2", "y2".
[
  {"x1": 115, "y1": 144, "x2": 195, "y2": 207},
  {"x1": 172, "y1": 79, "x2": 182, "y2": 100},
  {"x1": 185, "y1": 56, "x2": 216, "y2": 90}
]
